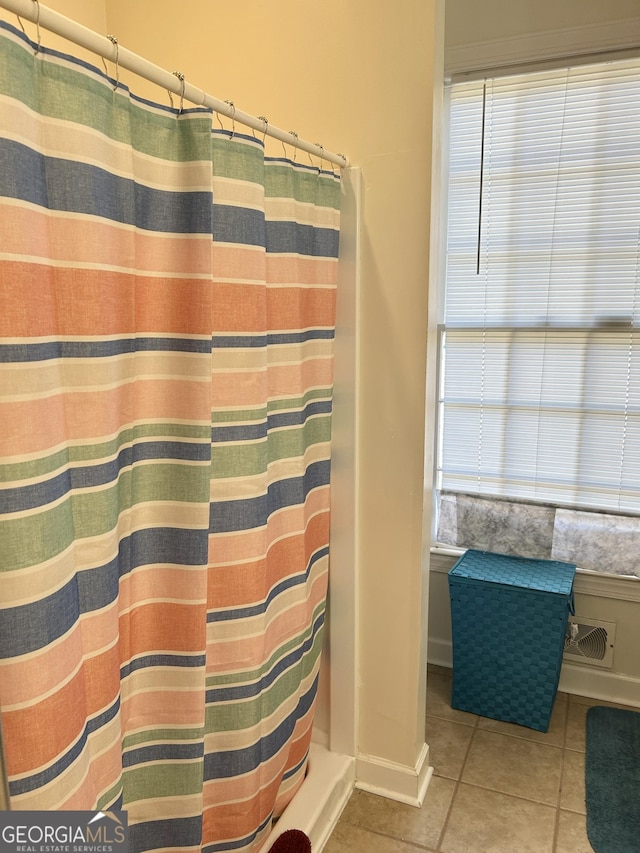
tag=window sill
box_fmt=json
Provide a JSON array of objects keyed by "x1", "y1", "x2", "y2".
[{"x1": 429, "y1": 544, "x2": 640, "y2": 603}]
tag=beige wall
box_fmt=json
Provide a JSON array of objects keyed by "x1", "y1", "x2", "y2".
[
  {"x1": 30, "y1": 0, "x2": 106, "y2": 31},
  {"x1": 16, "y1": 0, "x2": 106, "y2": 62},
  {"x1": 35, "y1": 0, "x2": 443, "y2": 779}
]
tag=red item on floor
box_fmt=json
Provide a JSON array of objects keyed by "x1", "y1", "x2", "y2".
[{"x1": 268, "y1": 829, "x2": 312, "y2": 852}]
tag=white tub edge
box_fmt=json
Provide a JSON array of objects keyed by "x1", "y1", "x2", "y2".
[{"x1": 263, "y1": 744, "x2": 355, "y2": 852}]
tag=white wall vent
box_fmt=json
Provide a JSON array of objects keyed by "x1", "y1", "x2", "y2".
[{"x1": 564, "y1": 617, "x2": 616, "y2": 669}]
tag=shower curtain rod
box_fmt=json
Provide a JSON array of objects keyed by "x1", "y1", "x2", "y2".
[{"x1": 0, "y1": 0, "x2": 349, "y2": 168}]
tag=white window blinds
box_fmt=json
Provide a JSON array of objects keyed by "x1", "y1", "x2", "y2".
[{"x1": 440, "y1": 57, "x2": 640, "y2": 513}]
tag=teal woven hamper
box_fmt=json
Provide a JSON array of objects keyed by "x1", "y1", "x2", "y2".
[{"x1": 448, "y1": 549, "x2": 576, "y2": 732}]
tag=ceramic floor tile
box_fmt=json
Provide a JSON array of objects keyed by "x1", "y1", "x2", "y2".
[
  {"x1": 439, "y1": 783, "x2": 556, "y2": 853},
  {"x1": 323, "y1": 690, "x2": 620, "y2": 853},
  {"x1": 476, "y1": 694, "x2": 567, "y2": 747},
  {"x1": 419, "y1": 774, "x2": 458, "y2": 848},
  {"x1": 461, "y1": 730, "x2": 563, "y2": 805},
  {"x1": 426, "y1": 670, "x2": 479, "y2": 726},
  {"x1": 560, "y1": 748, "x2": 586, "y2": 814},
  {"x1": 565, "y1": 701, "x2": 589, "y2": 752},
  {"x1": 323, "y1": 820, "x2": 433, "y2": 853},
  {"x1": 337, "y1": 778, "x2": 456, "y2": 850},
  {"x1": 555, "y1": 809, "x2": 596, "y2": 853},
  {"x1": 426, "y1": 715, "x2": 475, "y2": 780}
]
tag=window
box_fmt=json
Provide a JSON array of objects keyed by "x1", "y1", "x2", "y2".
[{"x1": 438, "y1": 57, "x2": 640, "y2": 523}]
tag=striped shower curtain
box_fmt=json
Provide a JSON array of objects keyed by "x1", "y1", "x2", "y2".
[{"x1": 0, "y1": 20, "x2": 340, "y2": 853}]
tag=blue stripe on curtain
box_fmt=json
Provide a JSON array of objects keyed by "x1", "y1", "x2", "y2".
[
  {"x1": 0, "y1": 331, "x2": 334, "y2": 363},
  {"x1": 2, "y1": 443, "x2": 211, "y2": 511},
  {"x1": 1, "y1": 528, "x2": 209, "y2": 656},
  {"x1": 203, "y1": 674, "x2": 319, "y2": 780},
  {"x1": 211, "y1": 401, "x2": 332, "y2": 442},
  {"x1": 0, "y1": 339, "x2": 213, "y2": 362},
  {"x1": 208, "y1": 459, "x2": 331, "y2": 533},
  {"x1": 128, "y1": 818, "x2": 204, "y2": 853},
  {"x1": 0, "y1": 140, "x2": 213, "y2": 233},
  {"x1": 211, "y1": 330, "x2": 335, "y2": 348},
  {"x1": 120, "y1": 654, "x2": 207, "y2": 679}
]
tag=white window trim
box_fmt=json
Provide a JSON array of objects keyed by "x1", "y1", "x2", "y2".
[{"x1": 445, "y1": 16, "x2": 640, "y2": 79}]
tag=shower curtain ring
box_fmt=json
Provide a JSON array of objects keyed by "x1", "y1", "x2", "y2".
[
  {"x1": 315, "y1": 143, "x2": 324, "y2": 174},
  {"x1": 32, "y1": 0, "x2": 41, "y2": 53},
  {"x1": 106, "y1": 35, "x2": 119, "y2": 91},
  {"x1": 224, "y1": 100, "x2": 236, "y2": 139},
  {"x1": 288, "y1": 131, "x2": 299, "y2": 162},
  {"x1": 257, "y1": 116, "x2": 269, "y2": 144},
  {"x1": 172, "y1": 71, "x2": 185, "y2": 114}
]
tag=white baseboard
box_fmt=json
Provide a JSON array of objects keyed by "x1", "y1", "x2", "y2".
[
  {"x1": 428, "y1": 636, "x2": 453, "y2": 669},
  {"x1": 558, "y1": 661, "x2": 640, "y2": 708},
  {"x1": 355, "y1": 743, "x2": 433, "y2": 808},
  {"x1": 428, "y1": 637, "x2": 640, "y2": 710}
]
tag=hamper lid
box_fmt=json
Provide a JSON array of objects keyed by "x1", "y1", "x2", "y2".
[{"x1": 450, "y1": 549, "x2": 576, "y2": 595}]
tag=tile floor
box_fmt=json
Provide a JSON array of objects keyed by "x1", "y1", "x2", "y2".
[{"x1": 323, "y1": 665, "x2": 636, "y2": 853}]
